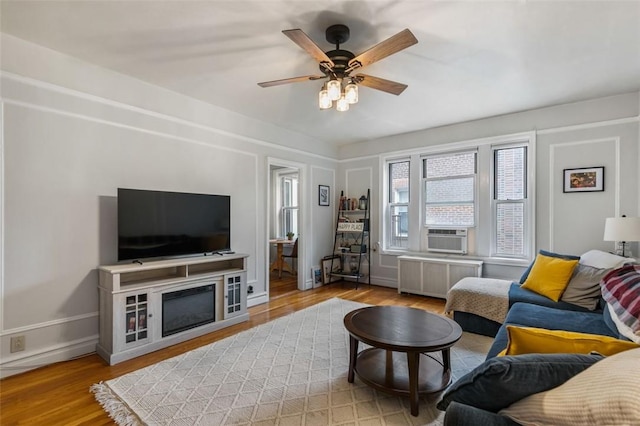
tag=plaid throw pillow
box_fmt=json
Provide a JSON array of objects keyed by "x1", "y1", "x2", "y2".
[{"x1": 601, "y1": 264, "x2": 640, "y2": 335}]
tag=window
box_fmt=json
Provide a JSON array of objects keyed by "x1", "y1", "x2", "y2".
[
  {"x1": 423, "y1": 152, "x2": 476, "y2": 227},
  {"x1": 388, "y1": 160, "x2": 409, "y2": 248},
  {"x1": 382, "y1": 133, "x2": 533, "y2": 259},
  {"x1": 279, "y1": 173, "x2": 298, "y2": 238},
  {"x1": 493, "y1": 146, "x2": 527, "y2": 257}
]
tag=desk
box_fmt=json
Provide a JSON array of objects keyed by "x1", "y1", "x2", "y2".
[{"x1": 269, "y1": 239, "x2": 294, "y2": 275}]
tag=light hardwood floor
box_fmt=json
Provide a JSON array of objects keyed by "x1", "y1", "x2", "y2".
[
  {"x1": 268, "y1": 269, "x2": 298, "y2": 299},
  {"x1": 0, "y1": 283, "x2": 445, "y2": 425}
]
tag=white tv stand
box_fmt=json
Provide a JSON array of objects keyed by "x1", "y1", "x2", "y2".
[{"x1": 97, "y1": 253, "x2": 249, "y2": 365}]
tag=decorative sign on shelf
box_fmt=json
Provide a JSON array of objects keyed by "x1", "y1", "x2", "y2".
[{"x1": 337, "y1": 222, "x2": 364, "y2": 232}]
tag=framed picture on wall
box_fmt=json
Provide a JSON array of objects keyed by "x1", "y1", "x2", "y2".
[
  {"x1": 319, "y1": 185, "x2": 330, "y2": 206},
  {"x1": 563, "y1": 167, "x2": 604, "y2": 193}
]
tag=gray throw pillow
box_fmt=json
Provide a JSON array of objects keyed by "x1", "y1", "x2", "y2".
[
  {"x1": 560, "y1": 264, "x2": 609, "y2": 310},
  {"x1": 436, "y1": 353, "x2": 604, "y2": 413}
]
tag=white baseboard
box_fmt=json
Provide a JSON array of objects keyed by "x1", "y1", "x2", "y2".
[
  {"x1": 0, "y1": 336, "x2": 98, "y2": 379},
  {"x1": 303, "y1": 279, "x2": 313, "y2": 290},
  {"x1": 370, "y1": 276, "x2": 398, "y2": 288},
  {"x1": 248, "y1": 292, "x2": 268, "y2": 307}
]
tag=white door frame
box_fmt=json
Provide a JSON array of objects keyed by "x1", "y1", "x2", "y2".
[{"x1": 266, "y1": 157, "x2": 307, "y2": 293}]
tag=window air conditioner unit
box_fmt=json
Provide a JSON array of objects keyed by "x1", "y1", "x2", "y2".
[{"x1": 426, "y1": 228, "x2": 468, "y2": 254}]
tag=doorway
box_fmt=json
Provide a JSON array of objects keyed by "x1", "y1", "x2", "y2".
[{"x1": 267, "y1": 159, "x2": 306, "y2": 299}]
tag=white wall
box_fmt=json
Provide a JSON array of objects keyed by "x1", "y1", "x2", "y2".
[
  {"x1": 2, "y1": 30, "x2": 638, "y2": 378},
  {"x1": 338, "y1": 92, "x2": 640, "y2": 284},
  {"x1": 309, "y1": 166, "x2": 335, "y2": 287},
  {"x1": 0, "y1": 34, "x2": 337, "y2": 377}
]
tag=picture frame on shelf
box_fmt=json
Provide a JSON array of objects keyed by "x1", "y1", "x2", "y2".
[
  {"x1": 563, "y1": 167, "x2": 604, "y2": 193},
  {"x1": 321, "y1": 255, "x2": 341, "y2": 284},
  {"x1": 319, "y1": 185, "x2": 330, "y2": 206}
]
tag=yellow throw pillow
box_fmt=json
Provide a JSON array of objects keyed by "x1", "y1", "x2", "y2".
[
  {"x1": 521, "y1": 253, "x2": 579, "y2": 301},
  {"x1": 498, "y1": 326, "x2": 640, "y2": 356}
]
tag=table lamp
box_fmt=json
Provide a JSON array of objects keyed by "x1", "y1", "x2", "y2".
[{"x1": 603, "y1": 215, "x2": 640, "y2": 257}]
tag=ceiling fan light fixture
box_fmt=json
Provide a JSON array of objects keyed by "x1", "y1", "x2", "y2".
[
  {"x1": 258, "y1": 25, "x2": 418, "y2": 113},
  {"x1": 318, "y1": 86, "x2": 332, "y2": 109},
  {"x1": 336, "y1": 95, "x2": 349, "y2": 112},
  {"x1": 345, "y1": 80, "x2": 358, "y2": 104},
  {"x1": 327, "y1": 78, "x2": 341, "y2": 101}
]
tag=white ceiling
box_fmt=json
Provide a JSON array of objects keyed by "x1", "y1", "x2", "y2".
[{"x1": 2, "y1": 1, "x2": 639, "y2": 147}]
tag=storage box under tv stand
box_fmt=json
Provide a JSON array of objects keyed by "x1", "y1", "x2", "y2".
[{"x1": 97, "y1": 253, "x2": 249, "y2": 365}]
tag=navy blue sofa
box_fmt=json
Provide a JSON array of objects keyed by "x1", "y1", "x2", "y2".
[
  {"x1": 486, "y1": 300, "x2": 618, "y2": 358},
  {"x1": 453, "y1": 282, "x2": 599, "y2": 338},
  {"x1": 443, "y1": 249, "x2": 638, "y2": 424},
  {"x1": 444, "y1": 284, "x2": 624, "y2": 425}
]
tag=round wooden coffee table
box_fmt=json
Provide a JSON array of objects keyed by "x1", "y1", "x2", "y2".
[{"x1": 343, "y1": 305, "x2": 462, "y2": 416}]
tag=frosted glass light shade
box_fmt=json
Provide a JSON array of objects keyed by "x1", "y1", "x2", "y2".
[
  {"x1": 336, "y1": 95, "x2": 349, "y2": 112},
  {"x1": 327, "y1": 79, "x2": 341, "y2": 101},
  {"x1": 345, "y1": 82, "x2": 358, "y2": 104},
  {"x1": 604, "y1": 217, "x2": 640, "y2": 242},
  {"x1": 318, "y1": 88, "x2": 332, "y2": 109}
]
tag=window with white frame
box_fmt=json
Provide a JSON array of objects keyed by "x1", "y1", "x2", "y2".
[
  {"x1": 388, "y1": 160, "x2": 410, "y2": 248},
  {"x1": 493, "y1": 145, "x2": 527, "y2": 257},
  {"x1": 382, "y1": 134, "x2": 533, "y2": 259},
  {"x1": 423, "y1": 151, "x2": 476, "y2": 227},
  {"x1": 279, "y1": 173, "x2": 298, "y2": 238}
]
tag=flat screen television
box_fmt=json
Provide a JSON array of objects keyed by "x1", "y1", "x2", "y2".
[{"x1": 118, "y1": 188, "x2": 231, "y2": 261}]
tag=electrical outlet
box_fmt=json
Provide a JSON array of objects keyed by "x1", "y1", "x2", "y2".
[{"x1": 10, "y1": 336, "x2": 25, "y2": 353}]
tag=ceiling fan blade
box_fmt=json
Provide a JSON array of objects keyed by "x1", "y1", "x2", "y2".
[
  {"x1": 282, "y1": 29, "x2": 335, "y2": 68},
  {"x1": 258, "y1": 75, "x2": 325, "y2": 88},
  {"x1": 354, "y1": 74, "x2": 408, "y2": 95},
  {"x1": 348, "y1": 29, "x2": 418, "y2": 70}
]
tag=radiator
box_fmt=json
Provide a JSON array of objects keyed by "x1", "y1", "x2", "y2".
[{"x1": 397, "y1": 256, "x2": 483, "y2": 299}]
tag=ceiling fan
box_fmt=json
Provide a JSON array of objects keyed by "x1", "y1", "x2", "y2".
[{"x1": 257, "y1": 24, "x2": 418, "y2": 111}]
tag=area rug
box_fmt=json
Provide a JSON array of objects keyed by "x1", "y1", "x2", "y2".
[{"x1": 92, "y1": 298, "x2": 493, "y2": 425}]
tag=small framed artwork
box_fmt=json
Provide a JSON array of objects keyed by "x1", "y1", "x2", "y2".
[
  {"x1": 319, "y1": 185, "x2": 330, "y2": 206},
  {"x1": 321, "y1": 255, "x2": 341, "y2": 284},
  {"x1": 563, "y1": 167, "x2": 604, "y2": 193},
  {"x1": 312, "y1": 266, "x2": 322, "y2": 287}
]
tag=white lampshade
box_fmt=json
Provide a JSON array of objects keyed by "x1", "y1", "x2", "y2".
[
  {"x1": 344, "y1": 81, "x2": 358, "y2": 104},
  {"x1": 327, "y1": 79, "x2": 341, "y2": 101},
  {"x1": 603, "y1": 217, "x2": 640, "y2": 242},
  {"x1": 336, "y1": 95, "x2": 349, "y2": 112},
  {"x1": 318, "y1": 87, "x2": 331, "y2": 109}
]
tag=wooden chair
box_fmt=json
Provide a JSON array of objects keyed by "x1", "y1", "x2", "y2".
[{"x1": 279, "y1": 238, "x2": 298, "y2": 278}]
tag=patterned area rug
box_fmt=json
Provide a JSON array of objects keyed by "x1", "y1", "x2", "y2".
[{"x1": 92, "y1": 298, "x2": 493, "y2": 425}]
